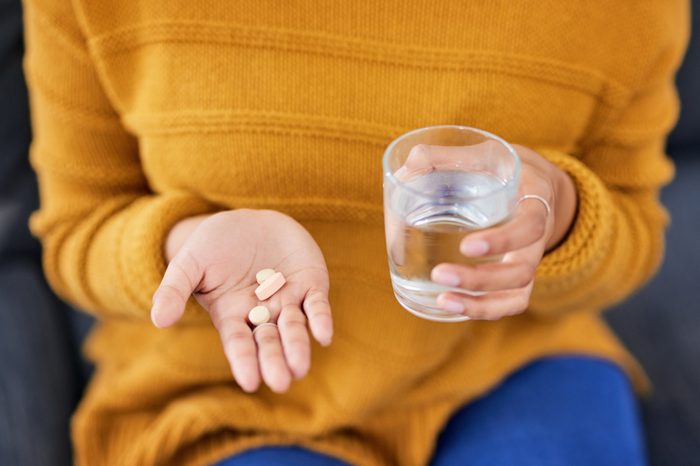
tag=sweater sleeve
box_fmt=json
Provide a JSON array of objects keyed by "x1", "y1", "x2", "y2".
[
  {"x1": 529, "y1": 9, "x2": 690, "y2": 317},
  {"x1": 23, "y1": 0, "x2": 216, "y2": 321}
]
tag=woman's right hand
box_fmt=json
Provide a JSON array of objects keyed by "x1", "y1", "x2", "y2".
[{"x1": 150, "y1": 209, "x2": 333, "y2": 393}]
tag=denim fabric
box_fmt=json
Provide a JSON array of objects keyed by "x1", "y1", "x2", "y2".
[{"x1": 214, "y1": 356, "x2": 647, "y2": 466}]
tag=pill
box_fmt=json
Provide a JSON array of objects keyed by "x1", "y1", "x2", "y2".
[
  {"x1": 255, "y1": 268, "x2": 276, "y2": 285},
  {"x1": 254, "y1": 271, "x2": 286, "y2": 300},
  {"x1": 248, "y1": 305, "x2": 271, "y2": 326}
]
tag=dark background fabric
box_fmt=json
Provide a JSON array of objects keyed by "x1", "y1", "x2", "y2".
[
  {"x1": 0, "y1": 0, "x2": 698, "y2": 465},
  {"x1": 604, "y1": 6, "x2": 700, "y2": 463},
  {"x1": 0, "y1": 0, "x2": 77, "y2": 464},
  {"x1": 668, "y1": 5, "x2": 700, "y2": 154}
]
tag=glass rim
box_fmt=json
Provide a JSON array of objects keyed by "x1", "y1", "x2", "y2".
[{"x1": 382, "y1": 125, "x2": 521, "y2": 202}]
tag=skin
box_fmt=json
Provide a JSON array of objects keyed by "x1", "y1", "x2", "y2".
[
  {"x1": 151, "y1": 144, "x2": 576, "y2": 392},
  {"x1": 151, "y1": 209, "x2": 333, "y2": 393},
  {"x1": 421, "y1": 143, "x2": 578, "y2": 317}
]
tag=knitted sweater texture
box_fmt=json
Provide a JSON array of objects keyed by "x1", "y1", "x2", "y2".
[{"x1": 23, "y1": 1, "x2": 689, "y2": 465}]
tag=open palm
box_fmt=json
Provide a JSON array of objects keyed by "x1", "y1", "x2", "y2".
[{"x1": 151, "y1": 209, "x2": 333, "y2": 393}]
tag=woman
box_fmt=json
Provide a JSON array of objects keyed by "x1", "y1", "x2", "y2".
[{"x1": 23, "y1": 0, "x2": 689, "y2": 465}]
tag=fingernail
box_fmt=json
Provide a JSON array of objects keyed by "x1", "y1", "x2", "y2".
[
  {"x1": 461, "y1": 239, "x2": 489, "y2": 257},
  {"x1": 437, "y1": 295, "x2": 465, "y2": 313},
  {"x1": 431, "y1": 268, "x2": 460, "y2": 287},
  {"x1": 319, "y1": 335, "x2": 332, "y2": 347},
  {"x1": 320, "y1": 328, "x2": 333, "y2": 346},
  {"x1": 150, "y1": 306, "x2": 161, "y2": 328}
]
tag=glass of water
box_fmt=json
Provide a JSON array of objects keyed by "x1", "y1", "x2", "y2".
[{"x1": 383, "y1": 125, "x2": 520, "y2": 322}]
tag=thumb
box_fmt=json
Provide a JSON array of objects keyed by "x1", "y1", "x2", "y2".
[{"x1": 151, "y1": 251, "x2": 202, "y2": 328}]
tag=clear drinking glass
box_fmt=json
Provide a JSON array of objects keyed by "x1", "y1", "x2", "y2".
[{"x1": 383, "y1": 125, "x2": 520, "y2": 322}]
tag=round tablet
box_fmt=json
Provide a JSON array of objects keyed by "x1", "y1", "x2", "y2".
[
  {"x1": 248, "y1": 305, "x2": 271, "y2": 326},
  {"x1": 255, "y1": 268, "x2": 276, "y2": 285}
]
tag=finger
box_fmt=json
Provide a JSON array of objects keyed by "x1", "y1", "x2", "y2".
[
  {"x1": 397, "y1": 144, "x2": 435, "y2": 180},
  {"x1": 403, "y1": 142, "x2": 495, "y2": 172},
  {"x1": 253, "y1": 323, "x2": 293, "y2": 393},
  {"x1": 431, "y1": 260, "x2": 536, "y2": 292},
  {"x1": 436, "y1": 281, "x2": 534, "y2": 320},
  {"x1": 303, "y1": 288, "x2": 333, "y2": 346},
  {"x1": 278, "y1": 304, "x2": 311, "y2": 379},
  {"x1": 151, "y1": 250, "x2": 202, "y2": 328},
  {"x1": 397, "y1": 141, "x2": 505, "y2": 181},
  {"x1": 396, "y1": 144, "x2": 459, "y2": 181},
  {"x1": 215, "y1": 316, "x2": 261, "y2": 392},
  {"x1": 459, "y1": 197, "x2": 549, "y2": 257}
]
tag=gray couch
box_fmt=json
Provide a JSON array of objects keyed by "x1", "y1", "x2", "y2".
[
  {"x1": 0, "y1": 0, "x2": 697, "y2": 464},
  {"x1": 605, "y1": 8, "x2": 700, "y2": 465},
  {"x1": 0, "y1": 0, "x2": 77, "y2": 464}
]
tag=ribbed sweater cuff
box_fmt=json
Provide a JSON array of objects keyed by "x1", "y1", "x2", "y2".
[
  {"x1": 529, "y1": 149, "x2": 615, "y2": 316},
  {"x1": 118, "y1": 192, "x2": 216, "y2": 321}
]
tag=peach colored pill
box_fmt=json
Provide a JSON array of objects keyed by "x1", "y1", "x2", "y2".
[
  {"x1": 255, "y1": 271, "x2": 286, "y2": 300},
  {"x1": 247, "y1": 305, "x2": 271, "y2": 326},
  {"x1": 255, "y1": 268, "x2": 276, "y2": 285}
]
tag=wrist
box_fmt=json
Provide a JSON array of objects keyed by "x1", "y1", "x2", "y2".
[
  {"x1": 163, "y1": 208, "x2": 294, "y2": 263},
  {"x1": 165, "y1": 214, "x2": 213, "y2": 262},
  {"x1": 546, "y1": 167, "x2": 578, "y2": 252}
]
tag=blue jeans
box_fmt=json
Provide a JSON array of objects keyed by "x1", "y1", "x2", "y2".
[{"x1": 214, "y1": 356, "x2": 648, "y2": 466}]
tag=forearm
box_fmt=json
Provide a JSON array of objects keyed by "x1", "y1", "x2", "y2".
[
  {"x1": 33, "y1": 192, "x2": 214, "y2": 319},
  {"x1": 545, "y1": 160, "x2": 578, "y2": 253},
  {"x1": 23, "y1": 0, "x2": 221, "y2": 321},
  {"x1": 529, "y1": 149, "x2": 669, "y2": 317}
]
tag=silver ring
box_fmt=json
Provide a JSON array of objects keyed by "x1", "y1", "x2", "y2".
[
  {"x1": 517, "y1": 194, "x2": 551, "y2": 217},
  {"x1": 252, "y1": 322, "x2": 278, "y2": 335}
]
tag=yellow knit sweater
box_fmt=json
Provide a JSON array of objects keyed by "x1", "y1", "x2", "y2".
[{"x1": 23, "y1": 1, "x2": 689, "y2": 465}]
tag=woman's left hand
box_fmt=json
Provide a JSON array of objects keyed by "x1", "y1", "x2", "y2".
[{"x1": 423, "y1": 144, "x2": 578, "y2": 319}]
